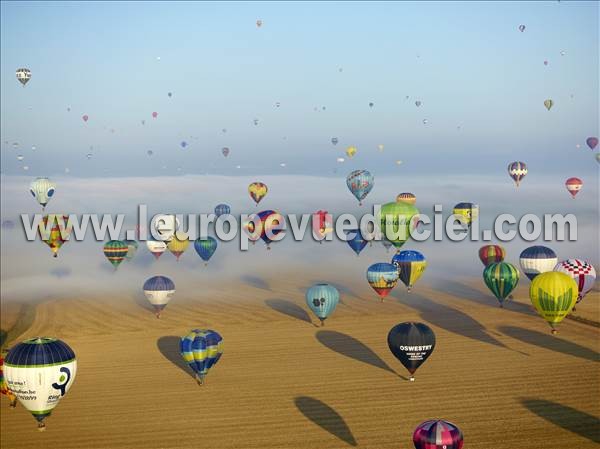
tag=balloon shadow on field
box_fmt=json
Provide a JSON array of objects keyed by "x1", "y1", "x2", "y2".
[
  {"x1": 316, "y1": 330, "x2": 398, "y2": 376},
  {"x1": 265, "y1": 299, "x2": 316, "y2": 325},
  {"x1": 431, "y1": 278, "x2": 535, "y2": 316},
  {"x1": 132, "y1": 293, "x2": 155, "y2": 315},
  {"x1": 401, "y1": 292, "x2": 518, "y2": 352},
  {"x1": 241, "y1": 275, "x2": 270, "y2": 291},
  {"x1": 499, "y1": 326, "x2": 599, "y2": 362},
  {"x1": 295, "y1": 396, "x2": 357, "y2": 447},
  {"x1": 521, "y1": 398, "x2": 600, "y2": 444},
  {"x1": 156, "y1": 336, "x2": 193, "y2": 379}
]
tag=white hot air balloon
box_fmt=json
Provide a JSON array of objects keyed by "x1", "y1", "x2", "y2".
[
  {"x1": 146, "y1": 240, "x2": 167, "y2": 260},
  {"x1": 4, "y1": 337, "x2": 77, "y2": 430},
  {"x1": 29, "y1": 177, "x2": 56, "y2": 210}
]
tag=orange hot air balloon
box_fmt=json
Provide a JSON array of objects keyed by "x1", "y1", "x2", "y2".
[
  {"x1": 565, "y1": 177, "x2": 583, "y2": 198},
  {"x1": 396, "y1": 192, "x2": 416, "y2": 205}
]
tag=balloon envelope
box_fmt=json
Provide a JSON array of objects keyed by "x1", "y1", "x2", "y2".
[
  {"x1": 392, "y1": 250, "x2": 427, "y2": 290},
  {"x1": 345, "y1": 228, "x2": 368, "y2": 255},
  {"x1": 519, "y1": 246, "x2": 557, "y2": 281},
  {"x1": 194, "y1": 237, "x2": 218, "y2": 263},
  {"x1": 388, "y1": 322, "x2": 435, "y2": 380},
  {"x1": 586, "y1": 137, "x2": 598, "y2": 150},
  {"x1": 103, "y1": 240, "x2": 129, "y2": 269},
  {"x1": 378, "y1": 201, "x2": 420, "y2": 250},
  {"x1": 4, "y1": 337, "x2": 76, "y2": 429},
  {"x1": 483, "y1": 262, "x2": 520, "y2": 306},
  {"x1": 507, "y1": 161, "x2": 527, "y2": 187},
  {"x1": 396, "y1": 192, "x2": 416, "y2": 205},
  {"x1": 367, "y1": 262, "x2": 398, "y2": 300},
  {"x1": 478, "y1": 245, "x2": 506, "y2": 266},
  {"x1": 180, "y1": 329, "x2": 223, "y2": 384},
  {"x1": 146, "y1": 240, "x2": 167, "y2": 260},
  {"x1": 305, "y1": 284, "x2": 340, "y2": 324},
  {"x1": 413, "y1": 420, "x2": 463, "y2": 449},
  {"x1": 346, "y1": 170, "x2": 374, "y2": 205},
  {"x1": 530, "y1": 271, "x2": 577, "y2": 333},
  {"x1": 143, "y1": 276, "x2": 175, "y2": 317},
  {"x1": 565, "y1": 177, "x2": 583, "y2": 198},
  {"x1": 30, "y1": 177, "x2": 56, "y2": 209},
  {"x1": 16, "y1": 68, "x2": 31, "y2": 86},
  {"x1": 553, "y1": 259, "x2": 596, "y2": 303},
  {"x1": 248, "y1": 182, "x2": 268, "y2": 205}
]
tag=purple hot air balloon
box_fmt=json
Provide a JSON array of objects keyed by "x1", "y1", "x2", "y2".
[
  {"x1": 413, "y1": 420, "x2": 463, "y2": 449},
  {"x1": 222, "y1": 147, "x2": 230, "y2": 157},
  {"x1": 586, "y1": 137, "x2": 598, "y2": 150}
]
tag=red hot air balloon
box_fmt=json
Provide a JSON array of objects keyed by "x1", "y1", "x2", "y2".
[
  {"x1": 586, "y1": 137, "x2": 598, "y2": 150},
  {"x1": 565, "y1": 177, "x2": 583, "y2": 198},
  {"x1": 152, "y1": 111, "x2": 158, "y2": 118},
  {"x1": 82, "y1": 115, "x2": 89, "y2": 122},
  {"x1": 413, "y1": 420, "x2": 463, "y2": 449}
]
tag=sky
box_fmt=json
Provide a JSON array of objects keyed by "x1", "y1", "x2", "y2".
[
  {"x1": 0, "y1": 1, "x2": 598, "y2": 177},
  {"x1": 0, "y1": 2, "x2": 598, "y2": 303}
]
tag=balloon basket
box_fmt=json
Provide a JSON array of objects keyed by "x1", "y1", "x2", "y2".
[
  {"x1": 37, "y1": 422, "x2": 46, "y2": 432},
  {"x1": 409, "y1": 376, "x2": 415, "y2": 382},
  {"x1": 551, "y1": 329, "x2": 557, "y2": 335},
  {"x1": 320, "y1": 319, "x2": 324, "y2": 327}
]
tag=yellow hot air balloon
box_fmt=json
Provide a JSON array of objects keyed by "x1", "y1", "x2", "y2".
[
  {"x1": 530, "y1": 272, "x2": 578, "y2": 334},
  {"x1": 248, "y1": 182, "x2": 268, "y2": 205},
  {"x1": 167, "y1": 231, "x2": 190, "y2": 261},
  {"x1": 345, "y1": 146, "x2": 357, "y2": 158},
  {"x1": 543, "y1": 99, "x2": 553, "y2": 111}
]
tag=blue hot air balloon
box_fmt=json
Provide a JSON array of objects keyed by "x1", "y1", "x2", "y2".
[
  {"x1": 345, "y1": 228, "x2": 368, "y2": 256},
  {"x1": 346, "y1": 170, "x2": 374, "y2": 205},
  {"x1": 180, "y1": 329, "x2": 223, "y2": 385},
  {"x1": 519, "y1": 246, "x2": 557, "y2": 281},
  {"x1": 214, "y1": 204, "x2": 231, "y2": 217},
  {"x1": 305, "y1": 284, "x2": 340, "y2": 326},
  {"x1": 194, "y1": 237, "x2": 218, "y2": 265},
  {"x1": 143, "y1": 276, "x2": 175, "y2": 318}
]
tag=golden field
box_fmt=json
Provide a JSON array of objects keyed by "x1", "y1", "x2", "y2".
[{"x1": 1, "y1": 274, "x2": 598, "y2": 449}]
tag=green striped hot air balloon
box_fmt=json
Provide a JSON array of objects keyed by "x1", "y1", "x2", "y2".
[
  {"x1": 103, "y1": 240, "x2": 129, "y2": 269},
  {"x1": 483, "y1": 262, "x2": 520, "y2": 307}
]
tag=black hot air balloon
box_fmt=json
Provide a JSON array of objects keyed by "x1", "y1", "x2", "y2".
[{"x1": 387, "y1": 322, "x2": 436, "y2": 381}]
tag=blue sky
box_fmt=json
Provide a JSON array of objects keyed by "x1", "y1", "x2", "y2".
[{"x1": 1, "y1": 1, "x2": 598, "y2": 178}]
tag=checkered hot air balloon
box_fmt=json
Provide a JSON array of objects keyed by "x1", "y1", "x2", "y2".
[
  {"x1": 554, "y1": 259, "x2": 596, "y2": 304},
  {"x1": 16, "y1": 68, "x2": 31, "y2": 86},
  {"x1": 508, "y1": 161, "x2": 527, "y2": 187},
  {"x1": 413, "y1": 420, "x2": 463, "y2": 449},
  {"x1": 180, "y1": 329, "x2": 223, "y2": 385},
  {"x1": 103, "y1": 240, "x2": 129, "y2": 269}
]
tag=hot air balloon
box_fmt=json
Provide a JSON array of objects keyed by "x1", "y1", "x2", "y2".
[
  {"x1": 167, "y1": 231, "x2": 190, "y2": 260},
  {"x1": 222, "y1": 147, "x2": 230, "y2": 157},
  {"x1": 346, "y1": 170, "x2": 373, "y2": 205},
  {"x1": 453, "y1": 202, "x2": 479, "y2": 232},
  {"x1": 146, "y1": 240, "x2": 167, "y2": 260},
  {"x1": 167, "y1": 92, "x2": 172, "y2": 97},
  {"x1": 396, "y1": 192, "x2": 416, "y2": 205},
  {"x1": 143, "y1": 276, "x2": 175, "y2": 318},
  {"x1": 331, "y1": 137, "x2": 338, "y2": 145},
  {"x1": 367, "y1": 263, "x2": 398, "y2": 301},
  {"x1": 147, "y1": 149, "x2": 153, "y2": 156},
  {"x1": 30, "y1": 177, "x2": 56, "y2": 210},
  {"x1": 180, "y1": 141, "x2": 188, "y2": 149},
  {"x1": 379, "y1": 200, "x2": 420, "y2": 251},
  {"x1": 530, "y1": 271, "x2": 577, "y2": 334},
  {"x1": 180, "y1": 329, "x2": 223, "y2": 385},
  {"x1": 17, "y1": 154, "x2": 24, "y2": 161},
  {"x1": 413, "y1": 420, "x2": 463, "y2": 449},
  {"x1": 388, "y1": 322, "x2": 436, "y2": 381},
  {"x1": 4, "y1": 337, "x2": 76, "y2": 430},
  {"x1": 543, "y1": 60, "x2": 549, "y2": 66},
  {"x1": 519, "y1": 246, "x2": 557, "y2": 281},
  {"x1": 553, "y1": 259, "x2": 596, "y2": 304},
  {"x1": 124, "y1": 240, "x2": 138, "y2": 261},
  {"x1": 0, "y1": 351, "x2": 17, "y2": 408},
  {"x1": 305, "y1": 284, "x2": 340, "y2": 325},
  {"x1": 483, "y1": 262, "x2": 520, "y2": 307},
  {"x1": 194, "y1": 237, "x2": 217, "y2": 265},
  {"x1": 256, "y1": 19, "x2": 262, "y2": 27},
  {"x1": 82, "y1": 114, "x2": 89, "y2": 122},
  {"x1": 256, "y1": 210, "x2": 284, "y2": 249},
  {"x1": 16, "y1": 68, "x2": 31, "y2": 86},
  {"x1": 518, "y1": 24, "x2": 526, "y2": 32},
  {"x1": 345, "y1": 228, "x2": 368, "y2": 256},
  {"x1": 103, "y1": 240, "x2": 128, "y2": 269},
  {"x1": 152, "y1": 111, "x2": 158, "y2": 118},
  {"x1": 38, "y1": 215, "x2": 70, "y2": 257},
  {"x1": 248, "y1": 182, "x2": 268, "y2": 205},
  {"x1": 507, "y1": 161, "x2": 527, "y2": 187},
  {"x1": 313, "y1": 210, "x2": 333, "y2": 243},
  {"x1": 565, "y1": 177, "x2": 583, "y2": 198},
  {"x1": 214, "y1": 203, "x2": 231, "y2": 217},
  {"x1": 415, "y1": 100, "x2": 422, "y2": 107},
  {"x1": 368, "y1": 102, "x2": 374, "y2": 108},
  {"x1": 392, "y1": 250, "x2": 427, "y2": 291},
  {"x1": 345, "y1": 146, "x2": 357, "y2": 158},
  {"x1": 586, "y1": 137, "x2": 598, "y2": 150},
  {"x1": 478, "y1": 245, "x2": 506, "y2": 266},
  {"x1": 544, "y1": 99, "x2": 553, "y2": 111}
]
